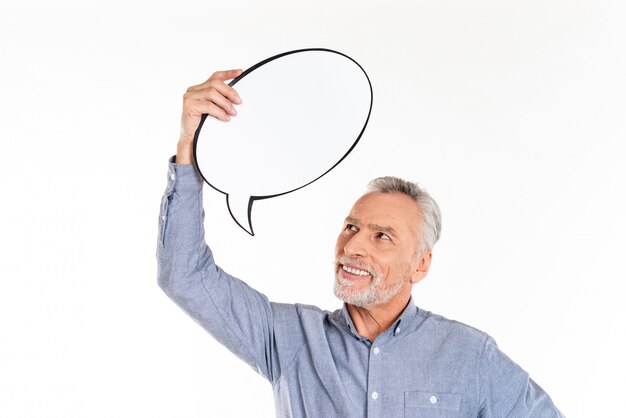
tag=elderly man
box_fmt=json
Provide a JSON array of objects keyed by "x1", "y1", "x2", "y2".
[{"x1": 157, "y1": 70, "x2": 564, "y2": 417}]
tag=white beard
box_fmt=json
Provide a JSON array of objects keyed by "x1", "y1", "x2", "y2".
[{"x1": 333, "y1": 270, "x2": 406, "y2": 307}]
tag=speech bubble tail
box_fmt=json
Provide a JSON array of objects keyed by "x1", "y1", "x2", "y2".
[{"x1": 226, "y1": 194, "x2": 255, "y2": 236}]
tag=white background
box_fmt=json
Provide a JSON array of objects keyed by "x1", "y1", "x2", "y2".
[{"x1": 1, "y1": 0, "x2": 625, "y2": 416}]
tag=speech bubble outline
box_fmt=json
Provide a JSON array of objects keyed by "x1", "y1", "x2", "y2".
[{"x1": 193, "y1": 48, "x2": 373, "y2": 235}]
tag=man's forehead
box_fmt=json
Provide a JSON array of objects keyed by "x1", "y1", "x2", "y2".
[
  {"x1": 350, "y1": 191, "x2": 419, "y2": 212},
  {"x1": 346, "y1": 192, "x2": 421, "y2": 232}
]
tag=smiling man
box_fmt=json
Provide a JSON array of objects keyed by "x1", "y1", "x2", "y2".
[
  {"x1": 157, "y1": 70, "x2": 564, "y2": 417},
  {"x1": 334, "y1": 182, "x2": 437, "y2": 342}
]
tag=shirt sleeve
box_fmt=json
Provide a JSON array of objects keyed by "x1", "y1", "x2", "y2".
[
  {"x1": 156, "y1": 158, "x2": 277, "y2": 382},
  {"x1": 478, "y1": 336, "x2": 565, "y2": 417}
]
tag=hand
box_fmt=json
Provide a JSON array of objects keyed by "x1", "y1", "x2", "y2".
[{"x1": 176, "y1": 69, "x2": 243, "y2": 164}]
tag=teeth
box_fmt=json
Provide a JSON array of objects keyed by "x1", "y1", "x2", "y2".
[{"x1": 342, "y1": 265, "x2": 371, "y2": 276}]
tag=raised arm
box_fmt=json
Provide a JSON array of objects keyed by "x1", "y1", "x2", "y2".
[{"x1": 157, "y1": 70, "x2": 283, "y2": 383}]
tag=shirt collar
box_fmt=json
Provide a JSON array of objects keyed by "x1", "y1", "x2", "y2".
[{"x1": 340, "y1": 297, "x2": 418, "y2": 342}]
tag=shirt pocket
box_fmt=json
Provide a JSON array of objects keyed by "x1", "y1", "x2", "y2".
[{"x1": 404, "y1": 391, "x2": 462, "y2": 418}]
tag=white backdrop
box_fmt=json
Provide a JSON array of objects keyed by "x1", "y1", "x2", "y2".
[{"x1": 1, "y1": 0, "x2": 625, "y2": 416}]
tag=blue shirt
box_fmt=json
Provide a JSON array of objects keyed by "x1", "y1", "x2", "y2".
[{"x1": 157, "y1": 160, "x2": 564, "y2": 418}]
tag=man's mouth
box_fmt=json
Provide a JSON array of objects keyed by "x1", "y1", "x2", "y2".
[{"x1": 341, "y1": 264, "x2": 372, "y2": 277}]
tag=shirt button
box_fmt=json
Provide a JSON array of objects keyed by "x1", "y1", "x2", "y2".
[
  {"x1": 371, "y1": 391, "x2": 379, "y2": 400},
  {"x1": 395, "y1": 326, "x2": 401, "y2": 335},
  {"x1": 161, "y1": 215, "x2": 166, "y2": 221},
  {"x1": 429, "y1": 395, "x2": 438, "y2": 404},
  {"x1": 373, "y1": 347, "x2": 380, "y2": 355},
  {"x1": 170, "y1": 173, "x2": 176, "y2": 181}
]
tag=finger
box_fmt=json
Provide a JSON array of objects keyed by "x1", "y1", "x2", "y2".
[
  {"x1": 186, "y1": 100, "x2": 232, "y2": 122},
  {"x1": 209, "y1": 69, "x2": 243, "y2": 82},
  {"x1": 205, "y1": 102, "x2": 232, "y2": 122},
  {"x1": 206, "y1": 80, "x2": 242, "y2": 105},
  {"x1": 188, "y1": 69, "x2": 243, "y2": 92},
  {"x1": 184, "y1": 87, "x2": 238, "y2": 116},
  {"x1": 186, "y1": 74, "x2": 243, "y2": 104},
  {"x1": 203, "y1": 87, "x2": 238, "y2": 115}
]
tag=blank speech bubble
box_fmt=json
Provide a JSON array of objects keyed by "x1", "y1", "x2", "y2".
[{"x1": 193, "y1": 48, "x2": 373, "y2": 235}]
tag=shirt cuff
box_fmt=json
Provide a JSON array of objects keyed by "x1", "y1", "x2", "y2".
[{"x1": 167, "y1": 155, "x2": 203, "y2": 191}]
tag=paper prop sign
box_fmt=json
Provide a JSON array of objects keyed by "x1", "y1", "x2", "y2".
[{"x1": 193, "y1": 48, "x2": 373, "y2": 235}]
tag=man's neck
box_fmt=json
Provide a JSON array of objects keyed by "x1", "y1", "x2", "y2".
[{"x1": 346, "y1": 296, "x2": 411, "y2": 341}]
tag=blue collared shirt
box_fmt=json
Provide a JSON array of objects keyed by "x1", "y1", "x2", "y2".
[{"x1": 157, "y1": 161, "x2": 564, "y2": 418}]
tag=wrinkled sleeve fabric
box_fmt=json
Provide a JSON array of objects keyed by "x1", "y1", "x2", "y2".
[
  {"x1": 478, "y1": 336, "x2": 565, "y2": 417},
  {"x1": 156, "y1": 159, "x2": 278, "y2": 382}
]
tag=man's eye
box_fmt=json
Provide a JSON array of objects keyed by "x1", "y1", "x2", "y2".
[
  {"x1": 377, "y1": 233, "x2": 391, "y2": 240},
  {"x1": 345, "y1": 224, "x2": 358, "y2": 232}
]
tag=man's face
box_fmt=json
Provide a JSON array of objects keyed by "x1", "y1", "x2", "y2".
[{"x1": 334, "y1": 192, "x2": 430, "y2": 308}]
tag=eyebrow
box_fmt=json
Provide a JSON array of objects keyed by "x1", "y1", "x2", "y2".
[{"x1": 344, "y1": 217, "x2": 398, "y2": 237}]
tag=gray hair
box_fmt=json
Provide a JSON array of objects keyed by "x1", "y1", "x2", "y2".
[{"x1": 367, "y1": 176, "x2": 442, "y2": 255}]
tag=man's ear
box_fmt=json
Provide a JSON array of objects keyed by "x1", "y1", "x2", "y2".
[{"x1": 410, "y1": 252, "x2": 432, "y2": 284}]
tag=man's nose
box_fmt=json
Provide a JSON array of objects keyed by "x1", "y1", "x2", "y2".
[{"x1": 344, "y1": 232, "x2": 368, "y2": 257}]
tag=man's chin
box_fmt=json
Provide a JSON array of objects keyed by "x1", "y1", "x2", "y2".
[{"x1": 334, "y1": 280, "x2": 373, "y2": 307}]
